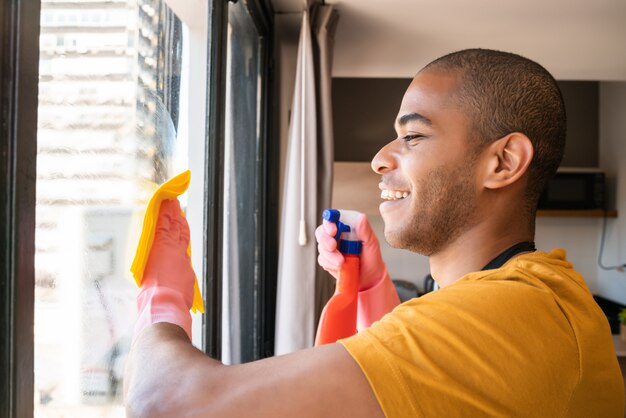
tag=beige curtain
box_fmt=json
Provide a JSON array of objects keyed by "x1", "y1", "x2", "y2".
[
  {"x1": 312, "y1": 4, "x2": 340, "y2": 327},
  {"x1": 275, "y1": 1, "x2": 339, "y2": 355}
]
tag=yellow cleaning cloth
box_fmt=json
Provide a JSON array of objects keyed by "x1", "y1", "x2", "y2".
[{"x1": 130, "y1": 170, "x2": 204, "y2": 314}]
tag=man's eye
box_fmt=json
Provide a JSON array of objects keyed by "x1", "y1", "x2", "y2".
[{"x1": 403, "y1": 134, "x2": 424, "y2": 142}]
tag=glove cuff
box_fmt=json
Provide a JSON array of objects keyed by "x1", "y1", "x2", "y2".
[
  {"x1": 357, "y1": 272, "x2": 400, "y2": 331},
  {"x1": 134, "y1": 286, "x2": 192, "y2": 344}
]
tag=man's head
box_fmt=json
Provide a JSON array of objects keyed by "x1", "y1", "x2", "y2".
[
  {"x1": 423, "y1": 49, "x2": 567, "y2": 204},
  {"x1": 372, "y1": 49, "x2": 566, "y2": 255}
]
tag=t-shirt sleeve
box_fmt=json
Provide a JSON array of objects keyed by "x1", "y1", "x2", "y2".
[{"x1": 339, "y1": 279, "x2": 579, "y2": 418}]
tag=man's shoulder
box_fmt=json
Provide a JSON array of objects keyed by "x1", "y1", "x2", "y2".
[
  {"x1": 394, "y1": 274, "x2": 556, "y2": 324},
  {"x1": 447, "y1": 248, "x2": 589, "y2": 301},
  {"x1": 385, "y1": 251, "x2": 587, "y2": 337}
]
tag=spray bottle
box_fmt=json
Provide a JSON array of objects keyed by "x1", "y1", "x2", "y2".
[{"x1": 315, "y1": 208, "x2": 362, "y2": 346}]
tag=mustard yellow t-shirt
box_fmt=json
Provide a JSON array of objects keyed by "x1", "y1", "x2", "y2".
[{"x1": 340, "y1": 249, "x2": 624, "y2": 417}]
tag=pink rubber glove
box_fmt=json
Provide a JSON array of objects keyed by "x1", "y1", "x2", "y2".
[
  {"x1": 133, "y1": 199, "x2": 195, "y2": 343},
  {"x1": 315, "y1": 213, "x2": 400, "y2": 330}
]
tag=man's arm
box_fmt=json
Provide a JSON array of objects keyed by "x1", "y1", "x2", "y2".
[
  {"x1": 126, "y1": 200, "x2": 383, "y2": 416},
  {"x1": 124, "y1": 323, "x2": 384, "y2": 418}
]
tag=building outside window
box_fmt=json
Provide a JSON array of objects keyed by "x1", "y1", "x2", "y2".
[{"x1": 35, "y1": 0, "x2": 197, "y2": 415}]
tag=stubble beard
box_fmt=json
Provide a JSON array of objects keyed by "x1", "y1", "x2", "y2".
[{"x1": 384, "y1": 158, "x2": 478, "y2": 256}]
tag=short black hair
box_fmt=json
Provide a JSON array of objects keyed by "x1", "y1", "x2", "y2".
[{"x1": 423, "y1": 48, "x2": 566, "y2": 209}]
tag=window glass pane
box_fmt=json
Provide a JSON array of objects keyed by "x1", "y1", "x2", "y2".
[
  {"x1": 35, "y1": 0, "x2": 206, "y2": 415},
  {"x1": 222, "y1": 0, "x2": 263, "y2": 365}
]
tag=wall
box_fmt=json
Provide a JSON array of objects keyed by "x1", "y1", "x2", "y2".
[
  {"x1": 534, "y1": 218, "x2": 601, "y2": 294},
  {"x1": 597, "y1": 82, "x2": 626, "y2": 304},
  {"x1": 328, "y1": 0, "x2": 626, "y2": 80}
]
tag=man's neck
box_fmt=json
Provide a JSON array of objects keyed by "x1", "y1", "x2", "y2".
[{"x1": 429, "y1": 220, "x2": 534, "y2": 288}]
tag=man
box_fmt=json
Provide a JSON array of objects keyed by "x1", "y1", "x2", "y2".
[{"x1": 124, "y1": 49, "x2": 624, "y2": 417}]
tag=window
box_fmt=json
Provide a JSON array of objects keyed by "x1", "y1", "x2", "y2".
[
  {"x1": 34, "y1": 0, "x2": 206, "y2": 415},
  {"x1": 2, "y1": 0, "x2": 276, "y2": 415}
]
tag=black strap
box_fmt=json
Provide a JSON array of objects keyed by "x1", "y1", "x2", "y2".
[{"x1": 481, "y1": 241, "x2": 536, "y2": 271}]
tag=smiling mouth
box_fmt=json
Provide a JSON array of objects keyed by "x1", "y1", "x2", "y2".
[{"x1": 380, "y1": 189, "x2": 409, "y2": 201}]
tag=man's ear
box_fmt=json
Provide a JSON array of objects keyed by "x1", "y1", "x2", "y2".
[{"x1": 481, "y1": 133, "x2": 534, "y2": 190}]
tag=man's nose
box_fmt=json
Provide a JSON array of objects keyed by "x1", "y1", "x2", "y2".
[{"x1": 371, "y1": 140, "x2": 397, "y2": 174}]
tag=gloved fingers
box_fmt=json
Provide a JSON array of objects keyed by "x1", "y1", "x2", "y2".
[
  {"x1": 318, "y1": 248, "x2": 344, "y2": 268},
  {"x1": 154, "y1": 199, "x2": 188, "y2": 249},
  {"x1": 315, "y1": 223, "x2": 338, "y2": 252},
  {"x1": 321, "y1": 219, "x2": 337, "y2": 236},
  {"x1": 167, "y1": 200, "x2": 190, "y2": 248},
  {"x1": 168, "y1": 197, "x2": 181, "y2": 213},
  {"x1": 167, "y1": 201, "x2": 182, "y2": 243},
  {"x1": 315, "y1": 222, "x2": 342, "y2": 271},
  {"x1": 142, "y1": 199, "x2": 195, "y2": 302},
  {"x1": 178, "y1": 211, "x2": 191, "y2": 247},
  {"x1": 154, "y1": 200, "x2": 174, "y2": 240},
  {"x1": 317, "y1": 252, "x2": 342, "y2": 275},
  {"x1": 355, "y1": 213, "x2": 380, "y2": 249}
]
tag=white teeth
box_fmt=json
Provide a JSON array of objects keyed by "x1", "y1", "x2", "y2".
[{"x1": 380, "y1": 189, "x2": 409, "y2": 201}]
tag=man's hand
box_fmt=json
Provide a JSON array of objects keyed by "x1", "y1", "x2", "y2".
[
  {"x1": 134, "y1": 199, "x2": 195, "y2": 341},
  {"x1": 315, "y1": 213, "x2": 401, "y2": 329},
  {"x1": 315, "y1": 213, "x2": 387, "y2": 291},
  {"x1": 142, "y1": 199, "x2": 195, "y2": 303}
]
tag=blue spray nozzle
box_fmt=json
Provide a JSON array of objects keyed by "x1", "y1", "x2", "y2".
[
  {"x1": 323, "y1": 208, "x2": 350, "y2": 242},
  {"x1": 339, "y1": 240, "x2": 362, "y2": 255},
  {"x1": 322, "y1": 209, "x2": 340, "y2": 223},
  {"x1": 322, "y1": 208, "x2": 362, "y2": 255}
]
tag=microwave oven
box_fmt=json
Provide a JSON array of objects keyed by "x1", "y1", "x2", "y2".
[{"x1": 538, "y1": 168, "x2": 606, "y2": 210}]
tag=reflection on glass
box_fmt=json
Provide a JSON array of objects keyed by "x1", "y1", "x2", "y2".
[
  {"x1": 222, "y1": 0, "x2": 263, "y2": 365},
  {"x1": 35, "y1": 0, "x2": 187, "y2": 416}
]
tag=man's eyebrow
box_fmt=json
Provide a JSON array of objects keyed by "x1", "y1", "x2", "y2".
[{"x1": 395, "y1": 112, "x2": 432, "y2": 128}]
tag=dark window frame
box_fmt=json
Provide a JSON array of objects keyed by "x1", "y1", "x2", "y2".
[
  {"x1": 203, "y1": 0, "x2": 229, "y2": 360},
  {"x1": 251, "y1": 0, "x2": 279, "y2": 361},
  {"x1": 203, "y1": 0, "x2": 278, "y2": 361},
  {"x1": 0, "y1": 1, "x2": 41, "y2": 417}
]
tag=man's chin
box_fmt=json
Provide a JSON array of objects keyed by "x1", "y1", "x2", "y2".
[
  {"x1": 383, "y1": 226, "x2": 440, "y2": 256},
  {"x1": 384, "y1": 226, "x2": 416, "y2": 251},
  {"x1": 382, "y1": 226, "x2": 403, "y2": 249}
]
